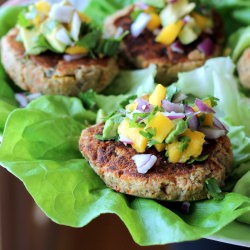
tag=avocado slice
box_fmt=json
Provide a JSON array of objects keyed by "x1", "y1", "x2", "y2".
[
  {"x1": 40, "y1": 20, "x2": 67, "y2": 53},
  {"x1": 178, "y1": 17, "x2": 201, "y2": 45},
  {"x1": 160, "y1": 0, "x2": 196, "y2": 27},
  {"x1": 19, "y1": 27, "x2": 47, "y2": 55}
]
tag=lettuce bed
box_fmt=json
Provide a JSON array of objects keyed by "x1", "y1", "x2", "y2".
[{"x1": 0, "y1": 1, "x2": 250, "y2": 246}]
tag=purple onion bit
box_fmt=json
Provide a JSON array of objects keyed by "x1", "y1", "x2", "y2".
[
  {"x1": 213, "y1": 116, "x2": 228, "y2": 132},
  {"x1": 180, "y1": 201, "x2": 191, "y2": 214},
  {"x1": 185, "y1": 106, "x2": 199, "y2": 131},
  {"x1": 162, "y1": 100, "x2": 185, "y2": 113},
  {"x1": 119, "y1": 135, "x2": 133, "y2": 145},
  {"x1": 171, "y1": 41, "x2": 184, "y2": 54},
  {"x1": 199, "y1": 127, "x2": 226, "y2": 139},
  {"x1": 136, "y1": 98, "x2": 153, "y2": 113},
  {"x1": 163, "y1": 112, "x2": 185, "y2": 120},
  {"x1": 197, "y1": 37, "x2": 215, "y2": 56},
  {"x1": 168, "y1": 0, "x2": 178, "y2": 4},
  {"x1": 132, "y1": 154, "x2": 157, "y2": 174},
  {"x1": 195, "y1": 98, "x2": 215, "y2": 113},
  {"x1": 63, "y1": 53, "x2": 85, "y2": 62}
]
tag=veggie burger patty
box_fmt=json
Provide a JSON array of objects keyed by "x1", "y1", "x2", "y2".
[
  {"x1": 0, "y1": 0, "x2": 120, "y2": 96},
  {"x1": 1, "y1": 28, "x2": 118, "y2": 96},
  {"x1": 79, "y1": 84, "x2": 233, "y2": 201},
  {"x1": 79, "y1": 123, "x2": 232, "y2": 201},
  {"x1": 104, "y1": 1, "x2": 223, "y2": 84}
]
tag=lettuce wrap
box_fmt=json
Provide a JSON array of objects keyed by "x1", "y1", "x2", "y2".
[{"x1": 0, "y1": 1, "x2": 250, "y2": 246}]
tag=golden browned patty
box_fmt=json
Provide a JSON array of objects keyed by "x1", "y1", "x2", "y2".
[
  {"x1": 0, "y1": 28, "x2": 119, "y2": 96},
  {"x1": 79, "y1": 123, "x2": 233, "y2": 201},
  {"x1": 104, "y1": 5, "x2": 223, "y2": 84}
]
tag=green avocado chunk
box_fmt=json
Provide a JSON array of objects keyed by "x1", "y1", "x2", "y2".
[{"x1": 19, "y1": 27, "x2": 46, "y2": 55}]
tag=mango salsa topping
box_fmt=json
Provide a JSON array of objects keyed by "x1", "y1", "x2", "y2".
[
  {"x1": 130, "y1": 0, "x2": 215, "y2": 55},
  {"x1": 97, "y1": 84, "x2": 228, "y2": 167},
  {"x1": 17, "y1": 0, "x2": 124, "y2": 57}
]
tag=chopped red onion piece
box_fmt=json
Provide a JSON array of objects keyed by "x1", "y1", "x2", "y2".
[
  {"x1": 171, "y1": 41, "x2": 184, "y2": 54},
  {"x1": 173, "y1": 92, "x2": 188, "y2": 103},
  {"x1": 49, "y1": 4, "x2": 74, "y2": 23},
  {"x1": 131, "y1": 12, "x2": 151, "y2": 37},
  {"x1": 183, "y1": 15, "x2": 191, "y2": 24},
  {"x1": 188, "y1": 115, "x2": 199, "y2": 131},
  {"x1": 136, "y1": 98, "x2": 153, "y2": 112},
  {"x1": 136, "y1": 2, "x2": 149, "y2": 10},
  {"x1": 197, "y1": 38, "x2": 215, "y2": 56},
  {"x1": 163, "y1": 111, "x2": 185, "y2": 120},
  {"x1": 184, "y1": 105, "x2": 195, "y2": 116},
  {"x1": 15, "y1": 93, "x2": 28, "y2": 108},
  {"x1": 63, "y1": 54, "x2": 85, "y2": 62},
  {"x1": 168, "y1": 0, "x2": 178, "y2": 3},
  {"x1": 119, "y1": 135, "x2": 133, "y2": 145},
  {"x1": 195, "y1": 98, "x2": 215, "y2": 113},
  {"x1": 213, "y1": 116, "x2": 228, "y2": 132},
  {"x1": 132, "y1": 154, "x2": 157, "y2": 174},
  {"x1": 181, "y1": 202, "x2": 191, "y2": 214},
  {"x1": 199, "y1": 127, "x2": 226, "y2": 139},
  {"x1": 26, "y1": 92, "x2": 42, "y2": 101},
  {"x1": 162, "y1": 100, "x2": 185, "y2": 113}
]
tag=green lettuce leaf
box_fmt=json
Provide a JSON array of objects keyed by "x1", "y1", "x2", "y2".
[
  {"x1": 103, "y1": 64, "x2": 156, "y2": 96},
  {"x1": 176, "y1": 57, "x2": 250, "y2": 226},
  {"x1": 0, "y1": 5, "x2": 24, "y2": 38},
  {"x1": 1, "y1": 1, "x2": 250, "y2": 246},
  {"x1": 1, "y1": 108, "x2": 250, "y2": 245},
  {"x1": 228, "y1": 26, "x2": 250, "y2": 62},
  {"x1": 84, "y1": 0, "x2": 134, "y2": 26}
]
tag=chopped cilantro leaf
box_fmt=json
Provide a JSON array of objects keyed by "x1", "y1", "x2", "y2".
[
  {"x1": 166, "y1": 85, "x2": 178, "y2": 101},
  {"x1": 187, "y1": 154, "x2": 208, "y2": 164},
  {"x1": 78, "y1": 89, "x2": 97, "y2": 110},
  {"x1": 140, "y1": 127, "x2": 156, "y2": 139},
  {"x1": 178, "y1": 135, "x2": 191, "y2": 152},
  {"x1": 205, "y1": 178, "x2": 225, "y2": 200},
  {"x1": 17, "y1": 8, "x2": 34, "y2": 29}
]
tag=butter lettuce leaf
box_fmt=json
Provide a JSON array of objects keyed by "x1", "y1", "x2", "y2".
[
  {"x1": 1, "y1": 2, "x2": 250, "y2": 247},
  {"x1": 1, "y1": 107, "x2": 250, "y2": 245}
]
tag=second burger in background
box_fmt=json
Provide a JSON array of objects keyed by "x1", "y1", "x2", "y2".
[
  {"x1": 1, "y1": 0, "x2": 123, "y2": 96},
  {"x1": 105, "y1": 0, "x2": 224, "y2": 84}
]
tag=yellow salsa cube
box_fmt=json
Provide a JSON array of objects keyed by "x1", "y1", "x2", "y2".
[
  {"x1": 167, "y1": 128, "x2": 205, "y2": 163},
  {"x1": 156, "y1": 20, "x2": 184, "y2": 46},
  {"x1": 118, "y1": 119, "x2": 148, "y2": 153},
  {"x1": 147, "y1": 112, "x2": 175, "y2": 143},
  {"x1": 149, "y1": 84, "x2": 166, "y2": 107}
]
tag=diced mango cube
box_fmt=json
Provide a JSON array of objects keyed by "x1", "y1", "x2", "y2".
[
  {"x1": 78, "y1": 12, "x2": 90, "y2": 23},
  {"x1": 149, "y1": 84, "x2": 166, "y2": 107},
  {"x1": 167, "y1": 142, "x2": 182, "y2": 163},
  {"x1": 65, "y1": 46, "x2": 88, "y2": 55},
  {"x1": 126, "y1": 102, "x2": 137, "y2": 112},
  {"x1": 35, "y1": 1, "x2": 51, "y2": 15},
  {"x1": 156, "y1": 20, "x2": 184, "y2": 46},
  {"x1": 167, "y1": 129, "x2": 205, "y2": 163},
  {"x1": 154, "y1": 143, "x2": 166, "y2": 152},
  {"x1": 193, "y1": 99, "x2": 213, "y2": 127},
  {"x1": 203, "y1": 113, "x2": 213, "y2": 127},
  {"x1": 192, "y1": 12, "x2": 212, "y2": 31},
  {"x1": 147, "y1": 13, "x2": 161, "y2": 31},
  {"x1": 147, "y1": 112, "x2": 175, "y2": 143},
  {"x1": 118, "y1": 119, "x2": 148, "y2": 153}
]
